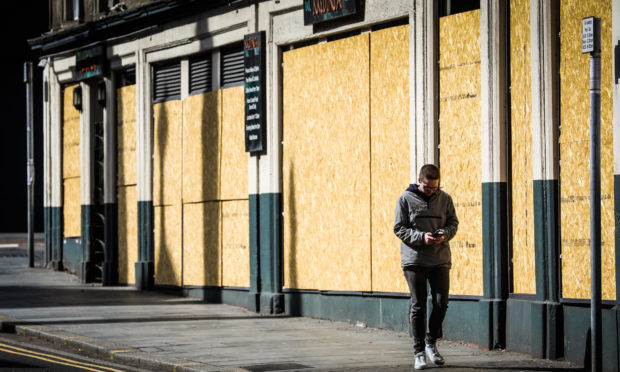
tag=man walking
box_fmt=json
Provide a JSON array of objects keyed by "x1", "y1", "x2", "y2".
[{"x1": 394, "y1": 164, "x2": 459, "y2": 370}]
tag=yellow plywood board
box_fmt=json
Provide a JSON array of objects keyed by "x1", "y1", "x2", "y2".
[
  {"x1": 183, "y1": 91, "x2": 221, "y2": 203},
  {"x1": 153, "y1": 100, "x2": 183, "y2": 207},
  {"x1": 510, "y1": 0, "x2": 535, "y2": 295},
  {"x1": 369, "y1": 25, "x2": 410, "y2": 293},
  {"x1": 220, "y1": 86, "x2": 248, "y2": 201},
  {"x1": 439, "y1": 10, "x2": 483, "y2": 296},
  {"x1": 154, "y1": 204, "x2": 182, "y2": 286},
  {"x1": 183, "y1": 202, "x2": 221, "y2": 286},
  {"x1": 117, "y1": 85, "x2": 137, "y2": 186},
  {"x1": 221, "y1": 200, "x2": 250, "y2": 287},
  {"x1": 118, "y1": 185, "x2": 137, "y2": 284},
  {"x1": 560, "y1": 0, "x2": 615, "y2": 300},
  {"x1": 63, "y1": 177, "x2": 81, "y2": 238},
  {"x1": 63, "y1": 85, "x2": 81, "y2": 179},
  {"x1": 283, "y1": 34, "x2": 372, "y2": 291}
]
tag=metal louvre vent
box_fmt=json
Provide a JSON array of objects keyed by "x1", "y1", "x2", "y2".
[
  {"x1": 189, "y1": 54, "x2": 212, "y2": 94},
  {"x1": 153, "y1": 61, "x2": 181, "y2": 102},
  {"x1": 220, "y1": 44, "x2": 244, "y2": 87},
  {"x1": 116, "y1": 66, "x2": 136, "y2": 88}
]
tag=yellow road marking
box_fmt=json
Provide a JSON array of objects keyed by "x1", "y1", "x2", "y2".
[
  {"x1": 173, "y1": 362, "x2": 200, "y2": 372},
  {"x1": 109, "y1": 349, "x2": 135, "y2": 360},
  {"x1": 20, "y1": 325, "x2": 46, "y2": 337},
  {"x1": 0, "y1": 342, "x2": 123, "y2": 372}
]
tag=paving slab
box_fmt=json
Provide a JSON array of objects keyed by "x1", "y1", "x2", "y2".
[{"x1": 0, "y1": 242, "x2": 579, "y2": 371}]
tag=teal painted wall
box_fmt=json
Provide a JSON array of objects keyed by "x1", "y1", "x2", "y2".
[
  {"x1": 563, "y1": 305, "x2": 619, "y2": 371},
  {"x1": 62, "y1": 237, "x2": 82, "y2": 277},
  {"x1": 136, "y1": 200, "x2": 153, "y2": 289}
]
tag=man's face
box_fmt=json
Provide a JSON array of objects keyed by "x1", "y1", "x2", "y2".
[{"x1": 418, "y1": 178, "x2": 439, "y2": 196}]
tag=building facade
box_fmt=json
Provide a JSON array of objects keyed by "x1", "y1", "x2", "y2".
[{"x1": 30, "y1": 0, "x2": 620, "y2": 370}]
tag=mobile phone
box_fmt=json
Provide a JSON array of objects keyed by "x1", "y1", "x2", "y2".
[{"x1": 432, "y1": 230, "x2": 444, "y2": 238}]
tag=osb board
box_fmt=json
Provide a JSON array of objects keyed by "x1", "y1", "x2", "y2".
[
  {"x1": 439, "y1": 10, "x2": 483, "y2": 296},
  {"x1": 221, "y1": 199, "x2": 250, "y2": 287},
  {"x1": 63, "y1": 177, "x2": 81, "y2": 237},
  {"x1": 559, "y1": 0, "x2": 615, "y2": 300},
  {"x1": 117, "y1": 85, "x2": 137, "y2": 186},
  {"x1": 63, "y1": 85, "x2": 81, "y2": 179},
  {"x1": 369, "y1": 25, "x2": 410, "y2": 293},
  {"x1": 117, "y1": 185, "x2": 137, "y2": 285},
  {"x1": 153, "y1": 100, "x2": 183, "y2": 207},
  {"x1": 183, "y1": 202, "x2": 221, "y2": 286},
  {"x1": 510, "y1": 0, "x2": 535, "y2": 295},
  {"x1": 282, "y1": 34, "x2": 372, "y2": 291},
  {"x1": 154, "y1": 204, "x2": 182, "y2": 286},
  {"x1": 220, "y1": 86, "x2": 248, "y2": 201},
  {"x1": 182, "y1": 91, "x2": 221, "y2": 203}
]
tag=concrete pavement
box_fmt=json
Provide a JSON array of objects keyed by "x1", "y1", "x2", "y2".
[{"x1": 0, "y1": 237, "x2": 579, "y2": 371}]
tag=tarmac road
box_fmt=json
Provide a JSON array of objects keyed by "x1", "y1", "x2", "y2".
[{"x1": 0, "y1": 333, "x2": 145, "y2": 372}]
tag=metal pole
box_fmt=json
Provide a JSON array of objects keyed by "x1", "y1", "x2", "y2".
[
  {"x1": 24, "y1": 62, "x2": 34, "y2": 268},
  {"x1": 589, "y1": 49, "x2": 602, "y2": 372}
]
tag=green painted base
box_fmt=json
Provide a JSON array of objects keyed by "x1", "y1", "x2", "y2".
[
  {"x1": 137, "y1": 201, "x2": 153, "y2": 291},
  {"x1": 62, "y1": 237, "x2": 82, "y2": 276},
  {"x1": 563, "y1": 304, "x2": 619, "y2": 371},
  {"x1": 442, "y1": 299, "x2": 480, "y2": 344},
  {"x1": 182, "y1": 286, "x2": 251, "y2": 308},
  {"x1": 615, "y1": 176, "x2": 620, "y2": 302},
  {"x1": 103, "y1": 203, "x2": 118, "y2": 286},
  {"x1": 506, "y1": 298, "x2": 536, "y2": 355},
  {"x1": 44, "y1": 207, "x2": 51, "y2": 265},
  {"x1": 481, "y1": 182, "x2": 508, "y2": 350},
  {"x1": 50, "y1": 207, "x2": 63, "y2": 271},
  {"x1": 135, "y1": 261, "x2": 154, "y2": 291},
  {"x1": 285, "y1": 290, "x2": 412, "y2": 332}
]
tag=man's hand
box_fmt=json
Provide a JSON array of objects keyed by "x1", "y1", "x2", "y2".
[{"x1": 424, "y1": 232, "x2": 445, "y2": 245}]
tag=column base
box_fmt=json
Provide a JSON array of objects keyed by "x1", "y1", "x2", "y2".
[
  {"x1": 479, "y1": 298, "x2": 506, "y2": 350},
  {"x1": 260, "y1": 292, "x2": 284, "y2": 314},
  {"x1": 81, "y1": 261, "x2": 97, "y2": 283},
  {"x1": 102, "y1": 261, "x2": 118, "y2": 286},
  {"x1": 52, "y1": 260, "x2": 64, "y2": 272},
  {"x1": 135, "y1": 261, "x2": 154, "y2": 290},
  {"x1": 247, "y1": 292, "x2": 260, "y2": 312}
]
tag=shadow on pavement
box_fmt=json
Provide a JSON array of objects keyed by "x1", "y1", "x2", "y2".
[{"x1": 0, "y1": 285, "x2": 204, "y2": 308}]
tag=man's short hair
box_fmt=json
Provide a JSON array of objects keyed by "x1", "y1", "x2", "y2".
[{"x1": 419, "y1": 164, "x2": 440, "y2": 181}]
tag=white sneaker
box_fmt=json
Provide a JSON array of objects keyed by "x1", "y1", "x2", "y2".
[
  {"x1": 414, "y1": 351, "x2": 427, "y2": 370},
  {"x1": 425, "y1": 343, "x2": 445, "y2": 365}
]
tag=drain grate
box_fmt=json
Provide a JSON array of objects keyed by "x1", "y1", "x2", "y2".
[{"x1": 240, "y1": 363, "x2": 312, "y2": 372}]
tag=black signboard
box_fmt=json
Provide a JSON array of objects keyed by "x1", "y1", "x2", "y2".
[
  {"x1": 244, "y1": 32, "x2": 266, "y2": 153},
  {"x1": 76, "y1": 45, "x2": 106, "y2": 81},
  {"x1": 303, "y1": 0, "x2": 357, "y2": 25}
]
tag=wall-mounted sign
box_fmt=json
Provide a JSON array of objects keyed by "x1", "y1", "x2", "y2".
[
  {"x1": 76, "y1": 45, "x2": 106, "y2": 81},
  {"x1": 303, "y1": 0, "x2": 357, "y2": 25},
  {"x1": 582, "y1": 17, "x2": 600, "y2": 54},
  {"x1": 244, "y1": 31, "x2": 266, "y2": 153}
]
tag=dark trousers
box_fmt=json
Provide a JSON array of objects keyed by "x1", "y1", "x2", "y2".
[{"x1": 403, "y1": 267, "x2": 450, "y2": 353}]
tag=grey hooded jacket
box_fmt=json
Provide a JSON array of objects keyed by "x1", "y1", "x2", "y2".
[{"x1": 393, "y1": 185, "x2": 459, "y2": 268}]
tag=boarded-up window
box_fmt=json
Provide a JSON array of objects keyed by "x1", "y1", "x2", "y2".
[{"x1": 152, "y1": 61, "x2": 181, "y2": 103}]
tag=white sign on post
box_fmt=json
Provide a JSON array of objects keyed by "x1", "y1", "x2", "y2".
[
  {"x1": 582, "y1": 17, "x2": 594, "y2": 54},
  {"x1": 582, "y1": 17, "x2": 600, "y2": 54}
]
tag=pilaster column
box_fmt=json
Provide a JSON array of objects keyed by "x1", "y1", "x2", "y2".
[
  {"x1": 50, "y1": 65, "x2": 64, "y2": 271},
  {"x1": 530, "y1": 0, "x2": 561, "y2": 359},
  {"x1": 480, "y1": 0, "x2": 508, "y2": 350},
  {"x1": 135, "y1": 51, "x2": 154, "y2": 290},
  {"x1": 103, "y1": 76, "x2": 118, "y2": 286},
  {"x1": 80, "y1": 81, "x2": 97, "y2": 283},
  {"x1": 412, "y1": 0, "x2": 438, "y2": 176}
]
